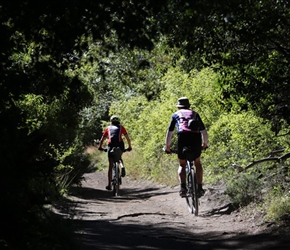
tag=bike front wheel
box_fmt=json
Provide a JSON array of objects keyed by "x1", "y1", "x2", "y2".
[{"x1": 185, "y1": 168, "x2": 199, "y2": 215}]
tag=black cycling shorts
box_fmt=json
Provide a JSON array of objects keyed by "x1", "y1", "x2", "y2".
[
  {"x1": 177, "y1": 132, "x2": 202, "y2": 161},
  {"x1": 107, "y1": 141, "x2": 125, "y2": 159}
]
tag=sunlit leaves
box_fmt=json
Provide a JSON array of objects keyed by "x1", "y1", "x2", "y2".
[{"x1": 15, "y1": 94, "x2": 48, "y2": 132}]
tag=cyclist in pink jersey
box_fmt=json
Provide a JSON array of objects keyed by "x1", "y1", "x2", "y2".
[
  {"x1": 165, "y1": 97, "x2": 208, "y2": 197},
  {"x1": 98, "y1": 115, "x2": 132, "y2": 190}
]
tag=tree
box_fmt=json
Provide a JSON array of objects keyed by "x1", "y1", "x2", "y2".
[{"x1": 157, "y1": 0, "x2": 290, "y2": 132}]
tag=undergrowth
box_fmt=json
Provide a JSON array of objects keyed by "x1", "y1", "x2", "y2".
[
  {"x1": 225, "y1": 161, "x2": 290, "y2": 227},
  {"x1": 264, "y1": 189, "x2": 290, "y2": 222}
]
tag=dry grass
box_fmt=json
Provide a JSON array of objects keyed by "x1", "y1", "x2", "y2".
[{"x1": 84, "y1": 145, "x2": 98, "y2": 155}]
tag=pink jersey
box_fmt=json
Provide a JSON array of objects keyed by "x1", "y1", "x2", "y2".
[{"x1": 168, "y1": 109, "x2": 205, "y2": 133}]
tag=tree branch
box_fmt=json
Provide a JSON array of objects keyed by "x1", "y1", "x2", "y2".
[{"x1": 244, "y1": 151, "x2": 290, "y2": 170}]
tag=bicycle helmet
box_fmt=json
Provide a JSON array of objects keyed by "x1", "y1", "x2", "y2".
[{"x1": 110, "y1": 115, "x2": 120, "y2": 124}]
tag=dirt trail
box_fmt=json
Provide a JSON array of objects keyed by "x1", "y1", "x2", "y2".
[{"x1": 62, "y1": 170, "x2": 290, "y2": 250}]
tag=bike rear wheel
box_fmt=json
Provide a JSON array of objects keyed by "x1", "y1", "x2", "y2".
[
  {"x1": 185, "y1": 168, "x2": 199, "y2": 215},
  {"x1": 112, "y1": 162, "x2": 120, "y2": 196}
]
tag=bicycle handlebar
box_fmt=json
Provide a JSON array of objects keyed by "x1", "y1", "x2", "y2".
[
  {"x1": 163, "y1": 146, "x2": 208, "y2": 154},
  {"x1": 99, "y1": 147, "x2": 132, "y2": 152},
  {"x1": 163, "y1": 146, "x2": 175, "y2": 154}
]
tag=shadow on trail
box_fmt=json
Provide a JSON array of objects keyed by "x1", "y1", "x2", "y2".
[
  {"x1": 56, "y1": 182, "x2": 174, "y2": 218},
  {"x1": 72, "y1": 218, "x2": 290, "y2": 250},
  {"x1": 201, "y1": 203, "x2": 237, "y2": 217},
  {"x1": 69, "y1": 185, "x2": 174, "y2": 202}
]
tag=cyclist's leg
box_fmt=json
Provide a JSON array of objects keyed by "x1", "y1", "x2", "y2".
[
  {"x1": 194, "y1": 157, "x2": 205, "y2": 196},
  {"x1": 178, "y1": 159, "x2": 187, "y2": 197},
  {"x1": 106, "y1": 145, "x2": 114, "y2": 190},
  {"x1": 118, "y1": 141, "x2": 126, "y2": 177},
  {"x1": 108, "y1": 158, "x2": 113, "y2": 183},
  {"x1": 189, "y1": 134, "x2": 202, "y2": 180},
  {"x1": 178, "y1": 158, "x2": 187, "y2": 184},
  {"x1": 194, "y1": 157, "x2": 203, "y2": 185},
  {"x1": 177, "y1": 134, "x2": 187, "y2": 196},
  {"x1": 190, "y1": 134, "x2": 204, "y2": 196}
]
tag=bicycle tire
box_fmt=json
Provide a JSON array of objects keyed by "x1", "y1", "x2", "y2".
[
  {"x1": 185, "y1": 165, "x2": 199, "y2": 215},
  {"x1": 191, "y1": 169, "x2": 199, "y2": 215},
  {"x1": 185, "y1": 169, "x2": 194, "y2": 214},
  {"x1": 113, "y1": 162, "x2": 120, "y2": 196}
]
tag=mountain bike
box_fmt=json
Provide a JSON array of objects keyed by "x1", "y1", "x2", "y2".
[
  {"x1": 166, "y1": 147, "x2": 200, "y2": 215},
  {"x1": 100, "y1": 147, "x2": 129, "y2": 196}
]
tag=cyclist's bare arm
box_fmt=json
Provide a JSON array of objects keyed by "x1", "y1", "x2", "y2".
[
  {"x1": 165, "y1": 130, "x2": 174, "y2": 153},
  {"x1": 200, "y1": 129, "x2": 208, "y2": 148},
  {"x1": 124, "y1": 133, "x2": 132, "y2": 150},
  {"x1": 98, "y1": 135, "x2": 106, "y2": 150}
]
